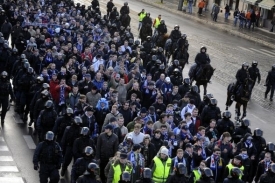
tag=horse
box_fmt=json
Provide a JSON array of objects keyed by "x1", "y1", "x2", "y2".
[
  {"x1": 139, "y1": 24, "x2": 152, "y2": 44},
  {"x1": 120, "y1": 14, "x2": 131, "y2": 27},
  {"x1": 152, "y1": 31, "x2": 170, "y2": 48},
  {"x1": 189, "y1": 63, "x2": 215, "y2": 95},
  {"x1": 172, "y1": 47, "x2": 189, "y2": 69},
  {"x1": 226, "y1": 80, "x2": 251, "y2": 121}
]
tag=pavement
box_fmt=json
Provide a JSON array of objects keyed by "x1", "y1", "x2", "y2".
[{"x1": 140, "y1": 0, "x2": 275, "y2": 49}]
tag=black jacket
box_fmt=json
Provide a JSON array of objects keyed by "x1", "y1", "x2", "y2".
[{"x1": 96, "y1": 132, "x2": 119, "y2": 159}]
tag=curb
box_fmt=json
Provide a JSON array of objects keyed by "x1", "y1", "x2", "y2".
[{"x1": 140, "y1": 0, "x2": 275, "y2": 49}]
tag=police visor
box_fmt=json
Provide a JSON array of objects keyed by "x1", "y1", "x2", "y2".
[
  {"x1": 143, "y1": 168, "x2": 152, "y2": 178},
  {"x1": 178, "y1": 163, "x2": 187, "y2": 175},
  {"x1": 122, "y1": 171, "x2": 131, "y2": 181},
  {"x1": 203, "y1": 168, "x2": 213, "y2": 177}
]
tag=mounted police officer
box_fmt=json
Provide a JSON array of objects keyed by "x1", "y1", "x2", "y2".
[
  {"x1": 33, "y1": 131, "x2": 62, "y2": 183},
  {"x1": 120, "y1": 2, "x2": 130, "y2": 16},
  {"x1": 0, "y1": 71, "x2": 14, "y2": 124},
  {"x1": 233, "y1": 62, "x2": 250, "y2": 99},
  {"x1": 248, "y1": 61, "x2": 261, "y2": 92}
]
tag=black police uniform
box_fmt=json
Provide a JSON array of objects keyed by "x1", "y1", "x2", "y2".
[
  {"x1": 265, "y1": 68, "x2": 275, "y2": 101},
  {"x1": 33, "y1": 140, "x2": 62, "y2": 183},
  {"x1": 259, "y1": 170, "x2": 275, "y2": 183},
  {"x1": 73, "y1": 136, "x2": 96, "y2": 161},
  {"x1": 216, "y1": 118, "x2": 235, "y2": 137},
  {"x1": 52, "y1": 114, "x2": 74, "y2": 143},
  {"x1": 0, "y1": 76, "x2": 14, "y2": 123},
  {"x1": 248, "y1": 65, "x2": 261, "y2": 91},
  {"x1": 200, "y1": 105, "x2": 221, "y2": 127},
  {"x1": 77, "y1": 170, "x2": 101, "y2": 183}
]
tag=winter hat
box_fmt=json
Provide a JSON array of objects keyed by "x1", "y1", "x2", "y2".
[
  {"x1": 160, "y1": 147, "x2": 169, "y2": 156},
  {"x1": 132, "y1": 144, "x2": 141, "y2": 151}
]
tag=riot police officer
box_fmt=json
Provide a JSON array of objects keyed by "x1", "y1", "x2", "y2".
[
  {"x1": 265, "y1": 64, "x2": 275, "y2": 101},
  {"x1": 73, "y1": 127, "x2": 96, "y2": 161},
  {"x1": 52, "y1": 107, "x2": 74, "y2": 143},
  {"x1": 198, "y1": 93, "x2": 213, "y2": 115},
  {"x1": 61, "y1": 116, "x2": 83, "y2": 176},
  {"x1": 0, "y1": 71, "x2": 14, "y2": 124},
  {"x1": 248, "y1": 61, "x2": 261, "y2": 91},
  {"x1": 136, "y1": 168, "x2": 153, "y2": 183},
  {"x1": 235, "y1": 62, "x2": 250, "y2": 95},
  {"x1": 157, "y1": 20, "x2": 167, "y2": 35},
  {"x1": 120, "y1": 2, "x2": 130, "y2": 15},
  {"x1": 170, "y1": 68, "x2": 183, "y2": 86},
  {"x1": 168, "y1": 60, "x2": 181, "y2": 76},
  {"x1": 37, "y1": 100, "x2": 57, "y2": 142},
  {"x1": 185, "y1": 85, "x2": 201, "y2": 108},
  {"x1": 223, "y1": 167, "x2": 244, "y2": 183},
  {"x1": 167, "y1": 163, "x2": 189, "y2": 183},
  {"x1": 169, "y1": 25, "x2": 181, "y2": 44},
  {"x1": 259, "y1": 163, "x2": 275, "y2": 183},
  {"x1": 76, "y1": 162, "x2": 101, "y2": 183},
  {"x1": 178, "y1": 78, "x2": 191, "y2": 97},
  {"x1": 196, "y1": 168, "x2": 215, "y2": 183},
  {"x1": 71, "y1": 146, "x2": 96, "y2": 183},
  {"x1": 232, "y1": 118, "x2": 252, "y2": 144},
  {"x1": 200, "y1": 98, "x2": 221, "y2": 127},
  {"x1": 33, "y1": 131, "x2": 62, "y2": 183},
  {"x1": 195, "y1": 46, "x2": 211, "y2": 66},
  {"x1": 216, "y1": 111, "x2": 235, "y2": 137}
]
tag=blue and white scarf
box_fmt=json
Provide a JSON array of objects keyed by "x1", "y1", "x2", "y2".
[
  {"x1": 59, "y1": 86, "x2": 65, "y2": 105},
  {"x1": 129, "y1": 151, "x2": 143, "y2": 173}
]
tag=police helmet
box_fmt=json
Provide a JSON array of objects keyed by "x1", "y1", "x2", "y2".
[
  {"x1": 202, "y1": 168, "x2": 213, "y2": 177},
  {"x1": 200, "y1": 46, "x2": 207, "y2": 52},
  {"x1": 124, "y1": 2, "x2": 128, "y2": 5},
  {"x1": 182, "y1": 34, "x2": 187, "y2": 38},
  {"x1": 113, "y1": 7, "x2": 117, "y2": 10},
  {"x1": 254, "y1": 128, "x2": 263, "y2": 137},
  {"x1": 80, "y1": 127, "x2": 90, "y2": 136},
  {"x1": 267, "y1": 142, "x2": 275, "y2": 151},
  {"x1": 74, "y1": 116, "x2": 83, "y2": 125},
  {"x1": 45, "y1": 131, "x2": 54, "y2": 141},
  {"x1": 22, "y1": 58, "x2": 28, "y2": 63},
  {"x1": 36, "y1": 76, "x2": 44, "y2": 82},
  {"x1": 152, "y1": 55, "x2": 157, "y2": 61},
  {"x1": 242, "y1": 118, "x2": 250, "y2": 126},
  {"x1": 143, "y1": 168, "x2": 152, "y2": 178},
  {"x1": 12, "y1": 48, "x2": 18, "y2": 53},
  {"x1": 129, "y1": 38, "x2": 134, "y2": 44},
  {"x1": 270, "y1": 163, "x2": 275, "y2": 173},
  {"x1": 121, "y1": 171, "x2": 131, "y2": 181},
  {"x1": 230, "y1": 167, "x2": 243, "y2": 178},
  {"x1": 120, "y1": 26, "x2": 125, "y2": 30},
  {"x1": 183, "y1": 77, "x2": 190, "y2": 85},
  {"x1": 146, "y1": 12, "x2": 150, "y2": 16},
  {"x1": 272, "y1": 64, "x2": 275, "y2": 70},
  {"x1": 66, "y1": 108, "x2": 73, "y2": 114},
  {"x1": 84, "y1": 146, "x2": 94, "y2": 155},
  {"x1": 159, "y1": 64, "x2": 165, "y2": 70},
  {"x1": 21, "y1": 54, "x2": 26, "y2": 59},
  {"x1": 1, "y1": 71, "x2": 8, "y2": 77},
  {"x1": 134, "y1": 40, "x2": 140, "y2": 45},
  {"x1": 242, "y1": 62, "x2": 249, "y2": 68},
  {"x1": 222, "y1": 110, "x2": 231, "y2": 118},
  {"x1": 27, "y1": 67, "x2": 34, "y2": 74},
  {"x1": 41, "y1": 90, "x2": 49, "y2": 97},
  {"x1": 203, "y1": 93, "x2": 213, "y2": 101},
  {"x1": 45, "y1": 100, "x2": 53, "y2": 108},
  {"x1": 174, "y1": 25, "x2": 179, "y2": 29},
  {"x1": 178, "y1": 163, "x2": 187, "y2": 175},
  {"x1": 173, "y1": 68, "x2": 180, "y2": 75},
  {"x1": 24, "y1": 62, "x2": 30, "y2": 69},
  {"x1": 252, "y1": 61, "x2": 258, "y2": 67},
  {"x1": 174, "y1": 59, "x2": 179, "y2": 65},
  {"x1": 87, "y1": 162, "x2": 99, "y2": 172},
  {"x1": 156, "y1": 59, "x2": 161, "y2": 65},
  {"x1": 209, "y1": 98, "x2": 217, "y2": 106},
  {"x1": 158, "y1": 47, "x2": 163, "y2": 52},
  {"x1": 146, "y1": 36, "x2": 151, "y2": 40},
  {"x1": 160, "y1": 20, "x2": 165, "y2": 24},
  {"x1": 42, "y1": 83, "x2": 50, "y2": 89},
  {"x1": 191, "y1": 85, "x2": 199, "y2": 93}
]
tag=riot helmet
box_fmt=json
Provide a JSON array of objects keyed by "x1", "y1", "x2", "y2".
[
  {"x1": 80, "y1": 127, "x2": 90, "y2": 136},
  {"x1": 222, "y1": 111, "x2": 231, "y2": 119},
  {"x1": 121, "y1": 171, "x2": 131, "y2": 181},
  {"x1": 242, "y1": 62, "x2": 249, "y2": 69},
  {"x1": 202, "y1": 167, "x2": 213, "y2": 177},
  {"x1": 134, "y1": 40, "x2": 140, "y2": 45},
  {"x1": 66, "y1": 108, "x2": 73, "y2": 115},
  {"x1": 191, "y1": 85, "x2": 198, "y2": 93},
  {"x1": 200, "y1": 46, "x2": 207, "y2": 53},
  {"x1": 84, "y1": 146, "x2": 94, "y2": 155},
  {"x1": 230, "y1": 167, "x2": 243, "y2": 178},
  {"x1": 36, "y1": 76, "x2": 44, "y2": 83},
  {"x1": 152, "y1": 55, "x2": 157, "y2": 61},
  {"x1": 254, "y1": 128, "x2": 263, "y2": 137},
  {"x1": 174, "y1": 59, "x2": 179, "y2": 66},
  {"x1": 209, "y1": 98, "x2": 217, "y2": 106},
  {"x1": 27, "y1": 67, "x2": 34, "y2": 74},
  {"x1": 45, "y1": 131, "x2": 54, "y2": 141},
  {"x1": 267, "y1": 142, "x2": 275, "y2": 151},
  {"x1": 252, "y1": 61, "x2": 258, "y2": 67},
  {"x1": 183, "y1": 77, "x2": 190, "y2": 85},
  {"x1": 242, "y1": 118, "x2": 250, "y2": 127},
  {"x1": 45, "y1": 100, "x2": 53, "y2": 108},
  {"x1": 143, "y1": 168, "x2": 152, "y2": 178},
  {"x1": 178, "y1": 163, "x2": 187, "y2": 175},
  {"x1": 42, "y1": 83, "x2": 50, "y2": 89},
  {"x1": 74, "y1": 116, "x2": 83, "y2": 125}
]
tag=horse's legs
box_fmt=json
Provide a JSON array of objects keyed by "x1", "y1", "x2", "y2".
[
  {"x1": 203, "y1": 83, "x2": 207, "y2": 95},
  {"x1": 235, "y1": 102, "x2": 241, "y2": 121},
  {"x1": 196, "y1": 84, "x2": 200, "y2": 94},
  {"x1": 242, "y1": 102, "x2": 247, "y2": 119}
]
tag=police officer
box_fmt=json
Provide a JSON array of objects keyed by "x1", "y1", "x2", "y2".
[
  {"x1": 259, "y1": 142, "x2": 275, "y2": 162},
  {"x1": 73, "y1": 127, "x2": 96, "y2": 161},
  {"x1": 234, "y1": 62, "x2": 250, "y2": 97},
  {"x1": 142, "y1": 36, "x2": 153, "y2": 54},
  {"x1": 0, "y1": 71, "x2": 14, "y2": 124},
  {"x1": 157, "y1": 20, "x2": 167, "y2": 35},
  {"x1": 37, "y1": 100, "x2": 57, "y2": 142},
  {"x1": 61, "y1": 116, "x2": 83, "y2": 176},
  {"x1": 198, "y1": 93, "x2": 213, "y2": 115},
  {"x1": 196, "y1": 168, "x2": 215, "y2": 183},
  {"x1": 52, "y1": 107, "x2": 74, "y2": 143},
  {"x1": 119, "y1": 171, "x2": 131, "y2": 183},
  {"x1": 195, "y1": 46, "x2": 211, "y2": 66},
  {"x1": 248, "y1": 61, "x2": 261, "y2": 91},
  {"x1": 120, "y1": 2, "x2": 130, "y2": 16},
  {"x1": 178, "y1": 78, "x2": 191, "y2": 97},
  {"x1": 223, "y1": 167, "x2": 244, "y2": 183},
  {"x1": 177, "y1": 34, "x2": 189, "y2": 51},
  {"x1": 136, "y1": 168, "x2": 153, "y2": 183},
  {"x1": 76, "y1": 162, "x2": 102, "y2": 183},
  {"x1": 252, "y1": 128, "x2": 266, "y2": 159},
  {"x1": 170, "y1": 68, "x2": 183, "y2": 86},
  {"x1": 185, "y1": 85, "x2": 202, "y2": 108},
  {"x1": 107, "y1": 0, "x2": 115, "y2": 18},
  {"x1": 201, "y1": 98, "x2": 221, "y2": 127},
  {"x1": 168, "y1": 60, "x2": 181, "y2": 76},
  {"x1": 33, "y1": 131, "x2": 62, "y2": 183},
  {"x1": 167, "y1": 163, "x2": 189, "y2": 183},
  {"x1": 259, "y1": 163, "x2": 275, "y2": 183},
  {"x1": 71, "y1": 146, "x2": 96, "y2": 183},
  {"x1": 169, "y1": 25, "x2": 181, "y2": 44},
  {"x1": 232, "y1": 118, "x2": 252, "y2": 144},
  {"x1": 216, "y1": 111, "x2": 235, "y2": 136},
  {"x1": 142, "y1": 13, "x2": 153, "y2": 27},
  {"x1": 264, "y1": 64, "x2": 275, "y2": 101}
]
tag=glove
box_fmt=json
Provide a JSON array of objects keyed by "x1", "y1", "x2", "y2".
[{"x1": 34, "y1": 164, "x2": 39, "y2": 170}]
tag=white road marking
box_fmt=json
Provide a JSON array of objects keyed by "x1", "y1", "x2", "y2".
[
  {"x1": 251, "y1": 114, "x2": 267, "y2": 124},
  {"x1": 237, "y1": 46, "x2": 253, "y2": 52},
  {"x1": 0, "y1": 156, "x2": 13, "y2": 161},
  {"x1": 0, "y1": 146, "x2": 9, "y2": 151},
  {"x1": 0, "y1": 166, "x2": 19, "y2": 172},
  {"x1": 250, "y1": 48, "x2": 275, "y2": 57},
  {"x1": 0, "y1": 177, "x2": 24, "y2": 183},
  {"x1": 23, "y1": 135, "x2": 36, "y2": 150},
  {"x1": 260, "y1": 49, "x2": 275, "y2": 56}
]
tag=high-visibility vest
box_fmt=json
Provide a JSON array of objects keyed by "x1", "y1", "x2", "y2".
[
  {"x1": 193, "y1": 169, "x2": 201, "y2": 183},
  {"x1": 154, "y1": 18, "x2": 161, "y2": 28},
  {"x1": 139, "y1": 12, "x2": 146, "y2": 22},
  {"x1": 112, "y1": 163, "x2": 132, "y2": 183},
  {"x1": 152, "y1": 156, "x2": 172, "y2": 183},
  {"x1": 226, "y1": 163, "x2": 244, "y2": 179}
]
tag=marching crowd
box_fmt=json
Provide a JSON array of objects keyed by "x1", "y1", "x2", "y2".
[{"x1": 0, "y1": 0, "x2": 275, "y2": 183}]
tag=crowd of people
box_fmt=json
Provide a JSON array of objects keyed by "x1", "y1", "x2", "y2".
[{"x1": 0, "y1": 0, "x2": 275, "y2": 183}]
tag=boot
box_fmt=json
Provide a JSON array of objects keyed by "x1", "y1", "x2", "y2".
[
  {"x1": 23, "y1": 114, "x2": 28, "y2": 123},
  {"x1": 1, "y1": 119, "x2": 4, "y2": 124}
]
